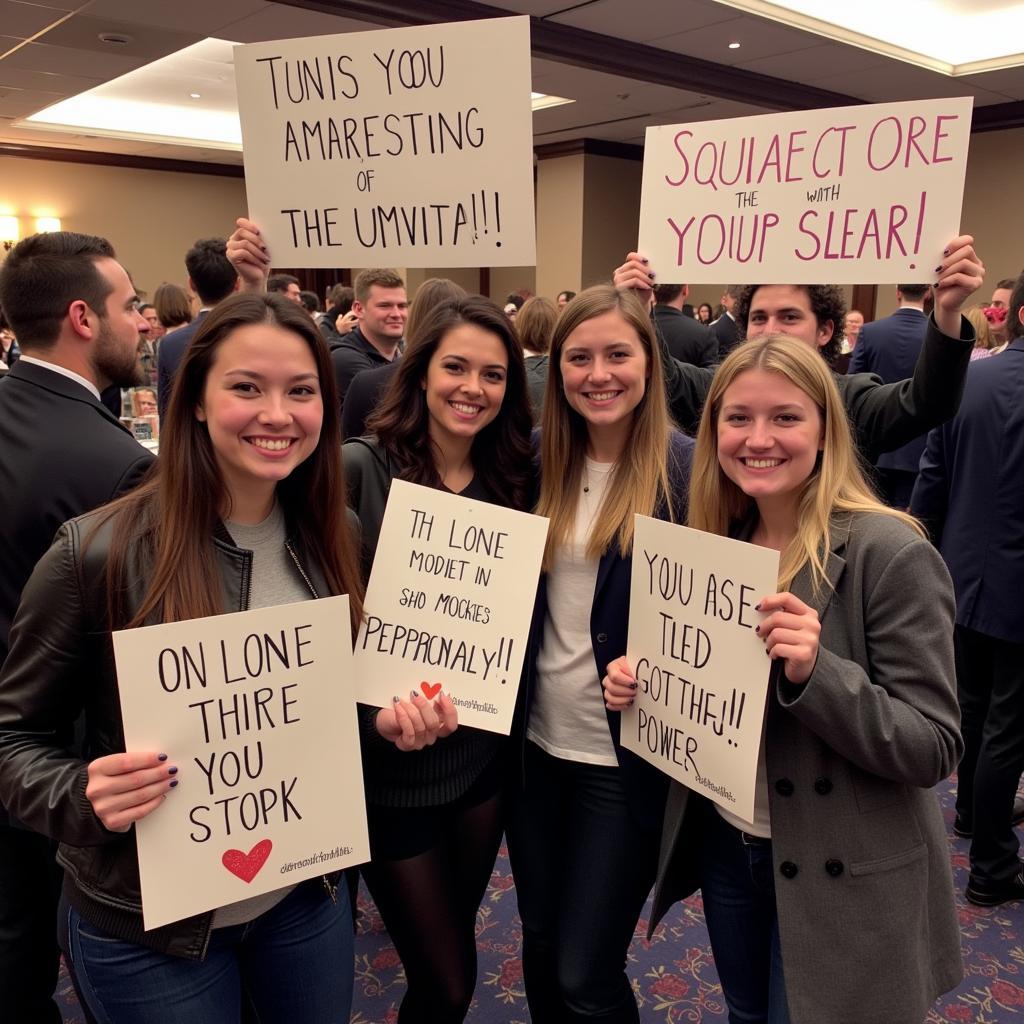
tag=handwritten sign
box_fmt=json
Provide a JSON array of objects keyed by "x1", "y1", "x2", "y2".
[
  {"x1": 639, "y1": 97, "x2": 973, "y2": 284},
  {"x1": 353, "y1": 480, "x2": 547, "y2": 734},
  {"x1": 113, "y1": 597, "x2": 369, "y2": 930},
  {"x1": 233, "y1": 17, "x2": 536, "y2": 268},
  {"x1": 621, "y1": 517, "x2": 779, "y2": 822}
]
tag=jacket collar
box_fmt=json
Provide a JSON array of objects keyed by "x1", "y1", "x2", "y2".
[
  {"x1": 788, "y1": 516, "x2": 850, "y2": 623},
  {"x1": 7, "y1": 358, "x2": 130, "y2": 433}
]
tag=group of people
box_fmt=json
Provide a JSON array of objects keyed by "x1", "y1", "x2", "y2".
[{"x1": 0, "y1": 214, "x2": 1019, "y2": 1024}]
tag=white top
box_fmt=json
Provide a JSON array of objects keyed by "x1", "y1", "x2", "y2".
[
  {"x1": 18, "y1": 354, "x2": 100, "y2": 400},
  {"x1": 528, "y1": 458, "x2": 618, "y2": 766},
  {"x1": 716, "y1": 706, "x2": 772, "y2": 838}
]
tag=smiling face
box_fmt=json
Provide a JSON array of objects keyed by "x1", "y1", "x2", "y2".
[
  {"x1": 717, "y1": 368, "x2": 824, "y2": 516},
  {"x1": 560, "y1": 309, "x2": 648, "y2": 453},
  {"x1": 423, "y1": 322, "x2": 508, "y2": 451},
  {"x1": 746, "y1": 285, "x2": 833, "y2": 351},
  {"x1": 355, "y1": 285, "x2": 408, "y2": 347},
  {"x1": 196, "y1": 322, "x2": 322, "y2": 520}
]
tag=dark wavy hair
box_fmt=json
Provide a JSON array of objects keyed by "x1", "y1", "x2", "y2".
[
  {"x1": 735, "y1": 283, "x2": 847, "y2": 365},
  {"x1": 1008, "y1": 272, "x2": 1024, "y2": 343},
  {"x1": 101, "y1": 292, "x2": 364, "y2": 633},
  {"x1": 367, "y1": 295, "x2": 532, "y2": 511}
]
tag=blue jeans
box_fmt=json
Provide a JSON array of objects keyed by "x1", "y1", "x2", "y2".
[
  {"x1": 66, "y1": 880, "x2": 353, "y2": 1023},
  {"x1": 699, "y1": 808, "x2": 792, "y2": 1024}
]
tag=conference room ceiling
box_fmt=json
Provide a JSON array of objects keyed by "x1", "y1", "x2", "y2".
[{"x1": 0, "y1": 0, "x2": 1021, "y2": 167}]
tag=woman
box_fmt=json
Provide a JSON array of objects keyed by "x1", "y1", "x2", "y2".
[
  {"x1": 507, "y1": 285, "x2": 693, "y2": 1023},
  {"x1": 0, "y1": 293, "x2": 365, "y2": 1023},
  {"x1": 343, "y1": 295, "x2": 532, "y2": 1023},
  {"x1": 515, "y1": 295, "x2": 557, "y2": 422},
  {"x1": 605, "y1": 335, "x2": 963, "y2": 1024},
  {"x1": 154, "y1": 281, "x2": 193, "y2": 333},
  {"x1": 966, "y1": 303, "x2": 999, "y2": 360},
  {"x1": 697, "y1": 302, "x2": 714, "y2": 324}
]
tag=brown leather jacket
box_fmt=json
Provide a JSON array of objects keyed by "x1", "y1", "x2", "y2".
[{"x1": 0, "y1": 505, "x2": 337, "y2": 959}]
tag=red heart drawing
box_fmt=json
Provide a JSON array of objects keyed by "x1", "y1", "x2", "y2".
[
  {"x1": 421, "y1": 681, "x2": 442, "y2": 700},
  {"x1": 222, "y1": 839, "x2": 273, "y2": 883}
]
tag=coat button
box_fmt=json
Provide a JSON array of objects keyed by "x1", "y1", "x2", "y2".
[
  {"x1": 774, "y1": 778, "x2": 794, "y2": 797},
  {"x1": 825, "y1": 859, "x2": 844, "y2": 877},
  {"x1": 814, "y1": 777, "x2": 833, "y2": 795},
  {"x1": 596, "y1": 633, "x2": 608, "y2": 643},
  {"x1": 780, "y1": 861, "x2": 799, "y2": 879}
]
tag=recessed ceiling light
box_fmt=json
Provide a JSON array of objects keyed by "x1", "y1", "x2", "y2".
[
  {"x1": 190, "y1": 93, "x2": 201, "y2": 99},
  {"x1": 728, "y1": 41, "x2": 742, "y2": 49}
]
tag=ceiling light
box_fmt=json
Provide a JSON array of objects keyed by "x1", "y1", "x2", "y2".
[
  {"x1": 34, "y1": 217, "x2": 61, "y2": 233},
  {"x1": 0, "y1": 216, "x2": 20, "y2": 247},
  {"x1": 190, "y1": 93, "x2": 201, "y2": 99},
  {"x1": 728, "y1": 42, "x2": 741, "y2": 49},
  {"x1": 531, "y1": 92, "x2": 575, "y2": 111}
]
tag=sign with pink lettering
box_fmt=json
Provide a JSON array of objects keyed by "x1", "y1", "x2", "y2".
[
  {"x1": 639, "y1": 97, "x2": 973, "y2": 283},
  {"x1": 113, "y1": 596, "x2": 369, "y2": 930}
]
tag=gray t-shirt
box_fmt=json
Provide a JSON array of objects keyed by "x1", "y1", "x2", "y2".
[{"x1": 212, "y1": 502, "x2": 311, "y2": 928}]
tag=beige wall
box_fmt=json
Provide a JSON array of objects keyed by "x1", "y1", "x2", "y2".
[
  {"x1": 581, "y1": 154, "x2": 643, "y2": 290},
  {"x1": 535, "y1": 153, "x2": 585, "y2": 303},
  {"x1": 0, "y1": 156, "x2": 247, "y2": 297}
]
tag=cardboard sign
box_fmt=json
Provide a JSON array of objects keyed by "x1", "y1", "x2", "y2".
[
  {"x1": 113, "y1": 596, "x2": 369, "y2": 930},
  {"x1": 639, "y1": 97, "x2": 973, "y2": 284},
  {"x1": 621, "y1": 517, "x2": 780, "y2": 822},
  {"x1": 234, "y1": 17, "x2": 536, "y2": 268},
  {"x1": 353, "y1": 480, "x2": 548, "y2": 734}
]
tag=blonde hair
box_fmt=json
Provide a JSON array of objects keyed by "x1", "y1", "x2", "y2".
[
  {"x1": 536, "y1": 285, "x2": 674, "y2": 569},
  {"x1": 688, "y1": 335, "x2": 923, "y2": 592},
  {"x1": 965, "y1": 305, "x2": 995, "y2": 351}
]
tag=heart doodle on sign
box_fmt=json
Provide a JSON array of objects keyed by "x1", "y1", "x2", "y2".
[
  {"x1": 222, "y1": 839, "x2": 273, "y2": 883},
  {"x1": 420, "y1": 681, "x2": 442, "y2": 700}
]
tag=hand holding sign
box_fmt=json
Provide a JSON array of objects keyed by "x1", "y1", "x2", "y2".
[
  {"x1": 611, "y1": 252, "x2": 656, "y2": 308},
  {"x1": 226, "y1": 216, "x2": 271, "y2": 292},
  {"x1": 375, "y1": 689, "x2": 459, "y2": 751},
  {"x1": 86, "y1": 751, "x2": 178, "y2": 833},
  {"x1": 602, "y1": 656, "x2": 638, "y2": 712},
  {"x1": 756, "y1": 591, "x2": 820, "y2": 686},
  {"x1": 933, "y1": 234, "x2": 985, "y2": 336}
]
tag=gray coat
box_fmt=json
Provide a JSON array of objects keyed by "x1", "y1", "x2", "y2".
[{"x1": 650, "y1": 511, "x2": 963, "y2": 1024}]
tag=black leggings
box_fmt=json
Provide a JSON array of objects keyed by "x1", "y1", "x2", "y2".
[
  {"x1": 361, "y1": 787, "x2": 504, "y2": 1023},
  {"x1": 505, "y1": 741, "x2": 661, "y2": 1023}
]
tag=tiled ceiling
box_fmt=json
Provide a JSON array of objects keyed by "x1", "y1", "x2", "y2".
[{"x1": 0, "y1": 0, "x2": 1020, "y2": 167}]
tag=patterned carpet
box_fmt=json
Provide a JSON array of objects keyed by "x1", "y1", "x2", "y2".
[{"x1": 57, "y1": 775, "x2": 1024, "y2": 1023}]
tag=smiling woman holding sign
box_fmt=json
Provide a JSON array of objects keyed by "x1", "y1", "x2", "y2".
[
  {"x1": 0, "y1": 294, "x2": 365, "y2": 1023},
  {"x1": 343, "y1": 294, "x2": 532, "y2": 1024},
  {"x1": 604, "y1": 335, "x2": 962, "y2": 1024},
  {"x1": 506, "y1": 285, "x2": 693, "y2": 1023}
]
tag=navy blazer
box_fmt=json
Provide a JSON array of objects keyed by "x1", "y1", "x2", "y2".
[
  {"x1": 516, "y1": 430, "x2": 695, "y2": 830},
  {"x1": 911, "y1": 339, "x2": 1024, "y2": 645},
  {"x1": 156, "y1": 311, "x2": 208, "y2": 419},
  {"x1": 849, "y1": 307, "x2": 929, "y2": 472}
]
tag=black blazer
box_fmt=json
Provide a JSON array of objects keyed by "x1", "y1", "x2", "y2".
[
  {"x1": 654, "y1": 305, "x2": 718, "y2": 368},
  {"x1": 0, "y1": 360, "x2": 154, "y2": 666},
  {"x1": 516, "y1": 430, "x2": 695, "y2": 830},
  {"x1": 156, "y1": 311, "x2": 208, "y2": 419}
]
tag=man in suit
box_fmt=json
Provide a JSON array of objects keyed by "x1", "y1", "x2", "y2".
[
  {"x1": 156, "y1": 237, "x2": 239, "y2": 417},
  {"x1": 0, "y1": 230, "x2": 154, "y2": 1021},
  {"x1": 849, "y1": 284, "x2": 931, "y2": 506},
  {"x1": 912, "y1": 272, "x2": 1024, "y2": 907},
  {"x1": 709, "y1": 284, "x2": 742, "y2": 358},
  {"x1": 653, "y1": 283, "x2": 718, "y2": 368}
]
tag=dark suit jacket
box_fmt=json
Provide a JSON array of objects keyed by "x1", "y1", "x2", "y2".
[
  {"x1": 911, "y1": 339, "x2": 1024, "y2": 645},
  {"x1": 659, "y1": 314, "x2": 974, "y2": 465},
  {"x1": 849, "y1": 307, "x2": 929, "y2": 472},
  {"x1": 654, "y1": 305, "x2": 718, "y2": 368},
  {"x1": 156, "y1": 311, "x2": 208, "y2": 419},
  {"x1": 710, "y1": 312, "x2": 739, "y2": 358},
  {"x1": 330, "y1": 326, "x2": 397, "y2": 412},
  {"x1": 340, "y1": 361, "x2": 398, "y2": 440}
]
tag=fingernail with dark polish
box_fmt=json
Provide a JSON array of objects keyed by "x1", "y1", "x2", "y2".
[
  {"x1": 754, "y1": 602, "x2": 763, "y2": 611},
  {"x1": 943, "y1": 249, "x2": 950, "y2": 256},
  {"x1": 158, "y1": 753, "x2": 168, "y2": 761},
  {"x1": 934, "y1": 266, "x2": 942, "y2": 273},
  {"x1": 642, "y1": 258, "x2": 650, "y2": 264},
  {"x1": 393, "y1": 695, "x2": 400, "y2": 703},
  {"x1": 410, "y1": 690, "x2": 418, "y2": 700},
  {"x1": 630, "y1": 682, "x2": 638, "y2": 690},
  {"x1": 167, "y1": 766, "x2": 178, "y2": 775},
  {"x1": 628, "y1": 699, "x2": 635, "y2": 707},
  {"x1": 169, "y1": 779, "x2": 179, "y2": 788}
]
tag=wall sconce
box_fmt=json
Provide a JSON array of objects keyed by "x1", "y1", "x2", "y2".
[
  {"x1": 35, "y1": 217, "x2": 61, "y2": 233},
  {"x1": 0, "y1": 216, "x2": 19, "y2": 253}
]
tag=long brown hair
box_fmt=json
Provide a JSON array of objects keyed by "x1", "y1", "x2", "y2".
[
  {"x1": 101, "y1": 293, "x2": 364, "y2": 632},
  {"x1": 688, "y1": 334, "x2": 922, "y2": 592},
  {"x1": 536, "y1": 285, "x2": 674, "y2": 569},
  {"x1": 367, "y1": 295, "x2": 532, "y2": 511}
]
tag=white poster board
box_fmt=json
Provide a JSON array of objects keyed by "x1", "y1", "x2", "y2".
[
  {"x1": 113, "y1": 596, "x2": 369, "y2": 930},
  {"x1": 353, "y1": 480, "x2": 548, "y2": 734},
  {"x1": 639, "y1": 96, "x2": 973, "y2": 284},
  {"x1": 234, "y1": 17, "x2": 536, "y2": 268},
  {"x1": 621, "y1": 517, "x2": 780, "y2": 823}
]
